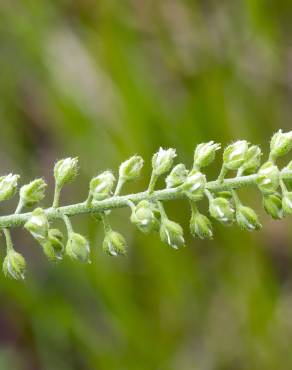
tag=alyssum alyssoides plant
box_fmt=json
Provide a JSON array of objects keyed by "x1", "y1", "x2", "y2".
[{"x1": 1, "y1": 130, "x2": 292, "y2": 280}]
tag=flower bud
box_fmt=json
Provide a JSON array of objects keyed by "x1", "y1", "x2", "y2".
[
  {"x1": 223, "y1": 140, "x2": 248, "y2": 170},
  {"x1": 263, "y1": 194, "x2": 283, "y2": 219},
  {"x1": 24, "y1": 208, "x2": 49, "y2": 244},
  {"x1": 270, "y1": 129, "x2": 292, "y2": 160},
  {"x1": 152, "y1": 148, "x2": 176, "y2": 176},
  {"x1": 130, "y1": 200, "x2": 160, "y2": 233},
  {"x1": 66, "y1": 232, "x2": 90, "y2": 263},
  {"x1": 19, "y1": 178, "x2": 47, "y2": 207},
  {"x1": 281, "y1": 161, "x2": 292, "y2": 188},
  {"x1": 236, "y1": 205, "x2": 262, "y2": 231},
  {"x1": 166, "y1": 164, "x2": 188, "y2": 188},
  {"x1": 282, "y1": 192, "x2": 292, "y2": 215},
  {"x1": 240, "y1": 145, "x2": 262, "y2": 174},
  {"x1": 209, "y1": 197, "x2": 235, "y2": 225},
  {"x1": 54, "y1": 157, "x2": 78, "y2": 187},
  {"x1": 182, "y1": 170, "x2": 206, "y2": 201},
  {"x1": 0, "y1": 174, "x2": 19, "y2": 202},
  {"x1": 160, "y1": 219, "x2": 185, "y2": 249},
  {"x1": 193, "y1": 141, "x2": 221, "y2": 168},
  {"x1": 256, "y1": 161, "x2": 280, "y2": 195},
  {"x1": 119, "y1": 155, "x2": 144, "y2": 182},
  {"x1": 3, "y1": 250, "x2": 26, "y2": 280},
  {"x1": 190, "y1": 212, "x2": 213, "y2": 240},
  {"x1": 43, "y1": 229, "x2": 65, "y2": 261},
  {"x1": 90, "y1": 171, "x2": 115, "y2": 201},
  {"x1": 103, "y1": 230, "x2": 127, "y2": 256}
]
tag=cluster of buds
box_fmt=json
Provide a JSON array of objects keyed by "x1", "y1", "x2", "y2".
[{"x1": 0, "y1": 129, "x2": 292, "y2": 280}]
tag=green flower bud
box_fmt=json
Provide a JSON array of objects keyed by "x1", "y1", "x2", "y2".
[
  {"x1": 130, "y1": 200, "x2": 160, "y2": 233},
  {"x1": 119, "y1": 155, "x2": 144, "y2": 182},
  {"x1": 3, "y1": 250, "x2": 26, "y2": 280},
  {"x1": 209, "y1": 197, "x2": 235, "y2": 225},
  {"x1": 190, "y1": 212, "x2": 213, "y2": 240},
  {"x1": 152, "y1": 148, "x2": 176, "y2": 176},
  {"x1": 263, "y1": 194, "x2": 283, "y2": 219},
  {"x1": 240, "y1": 145, "x2": 262, "y2": 174},
  {"x1": 103, "y1": 230, "x2": 127, "y2": 256},
  {"x1": 0, "y1": 174, "x2": 19, "y2": 202},
  {"x1": 182, "y1": 169, "x2": 206, "y2": 201},
  {"x1": 89, "y1": 171, "x2": 115, "y2": 201},
  {"x1": 223, "y1": 140, "x2": 249, "y2": 170},
  {"x1": 19, "y1": 178, "x2": 47, "y2": 207},
  {"x1": 66, "y1": 232, "x2": 90, "y2": 263},
  {"x1": 270, "y1": 129, "x2": 292, "y2": 160},
  {"x1": 281, "y1": 161, "x2": 292, "y2": 189},
  {"x1": 236, "y1": 205, "x2": 262, "y2": 231},
  {"x1": 282, "y1": 192, "x2": 292, "y2": 215},
  {"x1": 54, "y1": 157, "x2": 78, "y2": 187},
  {"x1": 160, "y1": 219, "x2": 185, "y2": 249},
  {"x1": 43, "y1": 229, "x2": 65, "y2": 262},
  {"x1": 256, "y1": 161, "x2": 280, "y2": 195},
  {"x1": 193, "y1": 141, "x2": 221, "y2": 168},
  {"x1": 24, "y1": 208, "x2": 49, "y2": 244},
  {"x1": 166, "y1": 164, "x2": 188, "y2": 188}
]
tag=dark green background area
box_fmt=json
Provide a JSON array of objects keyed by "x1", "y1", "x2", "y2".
[{"x1": 0, "y1": 1, "x2": 292, "y2": 369}]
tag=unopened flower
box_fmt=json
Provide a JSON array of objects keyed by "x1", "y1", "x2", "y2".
[
  {"x1": 54, "y1": 157, "x2": 78, "y2": 187},
  {"x1": 282, "y1": 192, "x2": 292, "y2": 215},
  {"x1": 119, "y1": 155, "x2": 144, "y2": 182},
  {"x1": 270, "y1": 129, "x2": 292, "y2": 160},
  {"x1": 103, "y1": 230, "x2": 127, "y2": 256},
  {"x1": 3, "y1": 250, "x2": 26, "y2": 280},
  {"x1": 190, "y1": 211, "x2": 213, "y2": 240},
  {"x1": 24, "y1": 208, "x2": 49, "y2": 244},
  {"x1": 19, "y1": 178, "x2": 47, "y2": 207},
  {"x1": 90, "y1": 171, "x2": 115, "y2": 201},
  {"x1": 182, "y1": 170, "x2": 206, "y2": 201},
  {"x1": 160, "y1": 219, "x2": 185, "y2": 249},
  {"x1": 263, "y1": 194, "x2": 283, "y2": 220},
  {"x1": 130, "y1": 200, "x2": 160, "y2": 233},
  {"x1": 66, "y1": 232, "x2": 90, "y2": 263},
  {"x1": 236, "y1": 205, "x2": 262, "y2": 231},
  {"x1": 193, "y1": 141, "x2": 221, "y2": 168},
  {"x1": 209, "y1": 197, "x2": 235, "y2": 225},
  {"x1": 42, "y1": 229, "x2": 65, "y2": 262},
  {"x1": 0, "y1": 174, "x2": 19, "y2": 202},
  {"x1": 240, "y1": 145, "x2": 262, "y2": 174},
  {"x1": 223, "y1": 140, "x2": 249, "y2": 170},
  {"x1": 152, "y1": 148, "x2": 176, "y2": 176},
  {"x1": 166, "y1": 164, "x2": 188, "y2": 188},
  {"x1": 256, "y1": 161, "x2": 280, "y2": 195}
]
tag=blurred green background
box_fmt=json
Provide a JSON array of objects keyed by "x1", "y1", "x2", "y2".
[{"x1": 0, "y1": 1, "x2": 292, "y2": 369}]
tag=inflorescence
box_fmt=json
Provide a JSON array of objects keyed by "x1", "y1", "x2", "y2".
[{"x1": 1, "y1": 129, "x2": 292, "y2": 280}]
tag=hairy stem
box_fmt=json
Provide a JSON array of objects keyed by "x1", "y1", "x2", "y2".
[{"x1": 0, "y1": 171, "x2": 291, "y2": 230}]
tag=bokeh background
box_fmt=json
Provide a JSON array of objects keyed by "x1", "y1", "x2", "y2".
[{"x1": 0, "y1": 1, "x2": 292, "y2": 369}]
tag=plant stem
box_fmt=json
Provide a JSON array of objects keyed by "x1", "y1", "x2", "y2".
[
  {"x1": 148, "y1": 172, "x2": 158, "y2": 194},
  {"x1": 53, "y1": 184, "x2": 61, "y2": 208},
  {"x1": 0, "y1": 170, "x2": 291, "y2": 230},
  {"x1": 63, "y1": 215, "x2": 73, "y2": 235},
  {"x1": 3, "y1": 228, "x2": 14, "y2": 252}
]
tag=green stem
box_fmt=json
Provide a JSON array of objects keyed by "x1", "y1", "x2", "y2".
[
  {"x1": 148, "y1": 172, "x2": 158, "y2": 194},
  {"x1": 190, "y1": 201, "x2": 199, "y2": 215},
  {"x1": 231, "y1": 189, "x2": 241, "y2": 208},
  {"x1": 53, "y1": 184, "x2": 61, "y2": 208},
  {"x1": 3, "y1": 228, "x2": 14, "y2": 252},
  {"x1": 157, "y1": 201, "x2": 168, "y2": 220},
  {"x1": 114, "y1": 178, "x2": 125, "y2": 196},
  {"x1": 0, "y1": 170, "x2": 291, "y2": 230},
  {"x1": 217, "y1": 165, "x2": 228, "y2": 183},
  {"x1": 63, "y1": 215, "x2": 73, "y2": 235},
  {"x1": 15, "y1": 199, "x2": 24, "y2": 214},
  {"x1": 101, "y1": 213, "x2": 112, "y2": 233}
]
